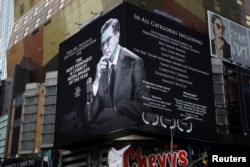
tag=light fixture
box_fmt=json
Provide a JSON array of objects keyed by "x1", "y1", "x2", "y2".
[
  {"x1": 75, "y1": 22, "x2": 81, "y2": 26},
  {"x1": 91, "y1": 11, "x2": 98, "y2": 15},
  {"x1": 61, "y1": 32, "x2": 69, "y2": 35}
]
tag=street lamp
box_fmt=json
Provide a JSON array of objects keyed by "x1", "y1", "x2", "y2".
[{"x1": 170, "y1": 116, "x2": 194, "y2": 154}]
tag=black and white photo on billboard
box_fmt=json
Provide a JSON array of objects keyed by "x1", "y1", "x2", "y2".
[
  {"x1": 207, "y1": 11, "x2": 231, "y2": 59},
  {"x1": 83, "y1": 17, "x2": 152, "y2": 134},
  {"x1": 230, "y1": 21, "x2": 249, "y2": 66},
  {"x1": 55, "y1": 3, "x2": 217, "y2": 148},
  {"x1": 208, "y1": 10, "x2": 250, "y2": 66}
]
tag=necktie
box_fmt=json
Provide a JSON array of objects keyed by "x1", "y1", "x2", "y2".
[{"x1": 109, "y1": 64, "x2": 116, "y2": 105}]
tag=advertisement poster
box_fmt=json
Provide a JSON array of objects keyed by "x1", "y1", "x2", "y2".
[
  {"x1": 55, "y1": 3, "x2": 216, "y2": 148},
  {"x1": 237, "y1": 66, "x2": 250, "y2": 135},
  {"x1": 208, "y1": 10, "x2": 250, "y2": 66}
]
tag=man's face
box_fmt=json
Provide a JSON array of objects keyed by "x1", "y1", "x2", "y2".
[{"x1": 101, "y1": 26, "x2": 119, "y2": 60}]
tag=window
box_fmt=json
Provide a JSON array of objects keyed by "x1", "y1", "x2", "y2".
[
  {"x1": 59, "y1": 0, "x2": 65, "y2": 10},
  {"x1": 25, "y1": 97, "x2": 37, "y2": 106},
  {"x1": 21, "y1": 141, "x2": 33, "y2": 151},
  {"x1": 35, "y1": 17, "x2": 41, "y2": 28},
  {"x1": 45, "y1": 95, "x2": 56, "y2": 105},
  {"x1": 46, "y1": 8, "x2": 53, "y2": 20},
  {"x1": 15, "y1": 0, "x2": 19, "y2": 6},
  {"x1": 43, "y1": 124, "x2": 54, "y2": 133},
  {"x1": 43, "y1": 115, "x2": 55, "y2": 124},
  {"x1": 42, "y1": 134, "x2": 54, "y2": 143},
  {"x1": 23, "y1": 15, "x2": 29, "y2": 25},
  {"x1": 24, "y1": 105, "x2": 36, "y2": 114},
  {"x1": 237, "y1": 0, "x2": 243, "y2": 5},
  {"x1": 30, "y1": 0, "x2": 34, "y2": 7},
  {"x1": 22, "y1": 132, "x2": 35, "y2": 141},
  {"x1": 45, "y1": 86, "x2": 57, "y2": 95},
  {"x1": 14, "y1": 23, "x2": 19, "y2": 32},
  {"x1": 213, "y1": 0, "x2": 221, "y2": 12},
  {"x1": 34, "y1": 6, "x2": 39, "y2": 16},
  {"x1": 24, "y1": 26, "x2": 30, "y2": 37},
  {"x1": 23, "y1": 123, "x2": 35, "y2": 132},
  {"x1": 23, "y1": 114, "x2": 36, "y2": 123},
  {"x1": 14, "y1": 35, "x2": 19, "y2": 44},
  {"x1": 246, "y1": 15, "x2": 250, "y2": 26},
  {"x1": 20, "y1": 4, "x2": 24, "y2": 15},
  {"x1": 44, "y1": 105, "x2": 56, "y2": 114},
  {"x1": 45, "y1": 0, "x2": 51, "y2": 8}
]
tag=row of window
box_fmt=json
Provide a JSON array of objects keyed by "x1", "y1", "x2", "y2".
[
  {"x1": 13, "y1": 0, "x2": 66, "y2": 44},
  {"x1": 21, "y1": 85, "x2": 57, "y2": 151}
]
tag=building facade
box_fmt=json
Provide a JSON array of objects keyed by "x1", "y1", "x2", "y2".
[
  {"x1": 0, "y1": 0, "x2": 14, "y2": 80},
  {"x1": 0, "y1": 0, "x2": 249, "y2": 166}
]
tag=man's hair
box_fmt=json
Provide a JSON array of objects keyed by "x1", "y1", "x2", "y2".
[{"x1": 101, "y1": 18, "x2": 120, "y2": 35}]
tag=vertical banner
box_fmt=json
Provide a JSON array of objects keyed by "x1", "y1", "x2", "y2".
[
  {"x1": 208, "y1": 10, "x2": 250, "y2": 66},
  {"x1": 55, "y1": 3, "x2": 216, "y2": 148}
]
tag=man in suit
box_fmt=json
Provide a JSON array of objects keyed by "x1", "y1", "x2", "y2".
[{"x1": 87, "y1": 18, "x2": 150, "y2": 133}]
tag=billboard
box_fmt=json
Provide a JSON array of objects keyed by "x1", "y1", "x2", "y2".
[
  {"x1": 237, "y1": 66, "x2": 250, "y2": 136},
  {"x1": 55, "y1": 3, "x2": 216, "y2": 148},
  {"x1": 208, "y1": 11, "x2": 250, "y2": 66}
]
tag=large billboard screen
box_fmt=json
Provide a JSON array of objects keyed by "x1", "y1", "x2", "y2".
[
  {"x1": 208, "y1": 10, "x2": 250, "y2": 66},
  {"x1": 55, "y1": 3, "x2": 216, "y2": 148}
]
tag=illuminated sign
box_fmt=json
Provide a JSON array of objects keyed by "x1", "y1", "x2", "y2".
[
  {"x1": 208, "y1": 10, "x2": 250, "y2": 66},
  {"x1": 55, "y1": 2, "x2": 216, "y2": 148},
  {"x1": 124, "y1": 147, "x2": 188, "y2": 167}
]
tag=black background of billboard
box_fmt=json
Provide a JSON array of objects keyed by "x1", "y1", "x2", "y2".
[{"x1": 55, "y1": 2, "x2": 217, "y2": 148}]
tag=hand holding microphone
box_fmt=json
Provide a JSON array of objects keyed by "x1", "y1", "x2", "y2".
[{"x1": 95, "y1": 55, "x2": 109, "y2": 81}]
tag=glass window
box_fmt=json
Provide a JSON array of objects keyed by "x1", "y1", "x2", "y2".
[
  {"x1": 43, "y1": 115, "x2": 55, "y2": 124},
  {"x1": 23, "y1": 123, "x2": 35, "y2": 132},
  {"x1": 237, "y1": 0, "x2": 243, "y2": 5},
  {"x1": 23, "y1": 15, "x2": 29, "y2": 25},
  {"x1": 23, "y1": 114, "x2": 36, "y2": 123},
  {"x1": 45, "y1": 86, "x2": 57, "y2": 95},
  {"x1": 246, "y1": 15, "x2": 250, "y2": 26},
  {"x1": 34, "y1": 6, "x2": 39, "y2": 16},
  {"x1": 15, "y1": 0, "x2": 19, "y2": 6},
  {"x1": 30, "y1": 0, "x2": 34, "y2": 7},
  {"x1": 22, "y1": 132, "x2": 34, "y2": 141},
  {"x1": 24, "y1": 26, "x2": 30, "y2": 37},
  {"x1": 35, "y1": 17, "x2": 41, "y2": 28},
  {"x1": 59, "y1": 0, "x2": 65, "y2": 10},
  {"x1": 213, "y1": 74, "x2": 223, "y2": 83},
  {"x1": 42, "y1": 134, "x2": 54, "y2": 143},
  {"x1": 14, "y1": 35, "x2": 19, "y2": 44},
  {"x1": 45, "y1": 0, "x2": 51, "y2": 8},
  {"x1": 43, "y1": 124, "x2": 54, "y2": 133},
  {"x1": 21, "y1": 141, "x2": 33, "y2": 151},
  {"x1": 44, "y1": 105, "x2": 56, "y2": 114},
  {"x1": 46, "y1": 8, "x2": 53, "y2": 20},
  {"x1": 45, "y1": 95, "x2": 56, "y2": 105},
  {"x1": 25, "y1": 97, "x2": 37, "y2": 106},
  {"x1": 24, "y1": 105, "x2": 36, "y2": 114},
  {"x1": 20, "y1": 4, "x2": 24, "y2": 15}
]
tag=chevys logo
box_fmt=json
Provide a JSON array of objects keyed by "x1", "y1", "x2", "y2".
[{"x1": 108, "y1": 145, "x2": 189, "y2": 167}]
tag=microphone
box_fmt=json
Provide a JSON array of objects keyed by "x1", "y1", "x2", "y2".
[
  {"x1": 86, "y1": 77, "x2": 93, "y2": 103},
  {"x1": 85, "y1": 77, "x2": 93, "y2": 122}
]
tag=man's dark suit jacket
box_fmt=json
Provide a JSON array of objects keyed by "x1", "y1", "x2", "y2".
[{"x1": 89, "y1": 46, "x2": 150, "y2": 133}]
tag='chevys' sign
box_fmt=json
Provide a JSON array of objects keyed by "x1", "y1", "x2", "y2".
[{"x1": 123, "y1": 147, "x2": 189, "y2": 167}]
